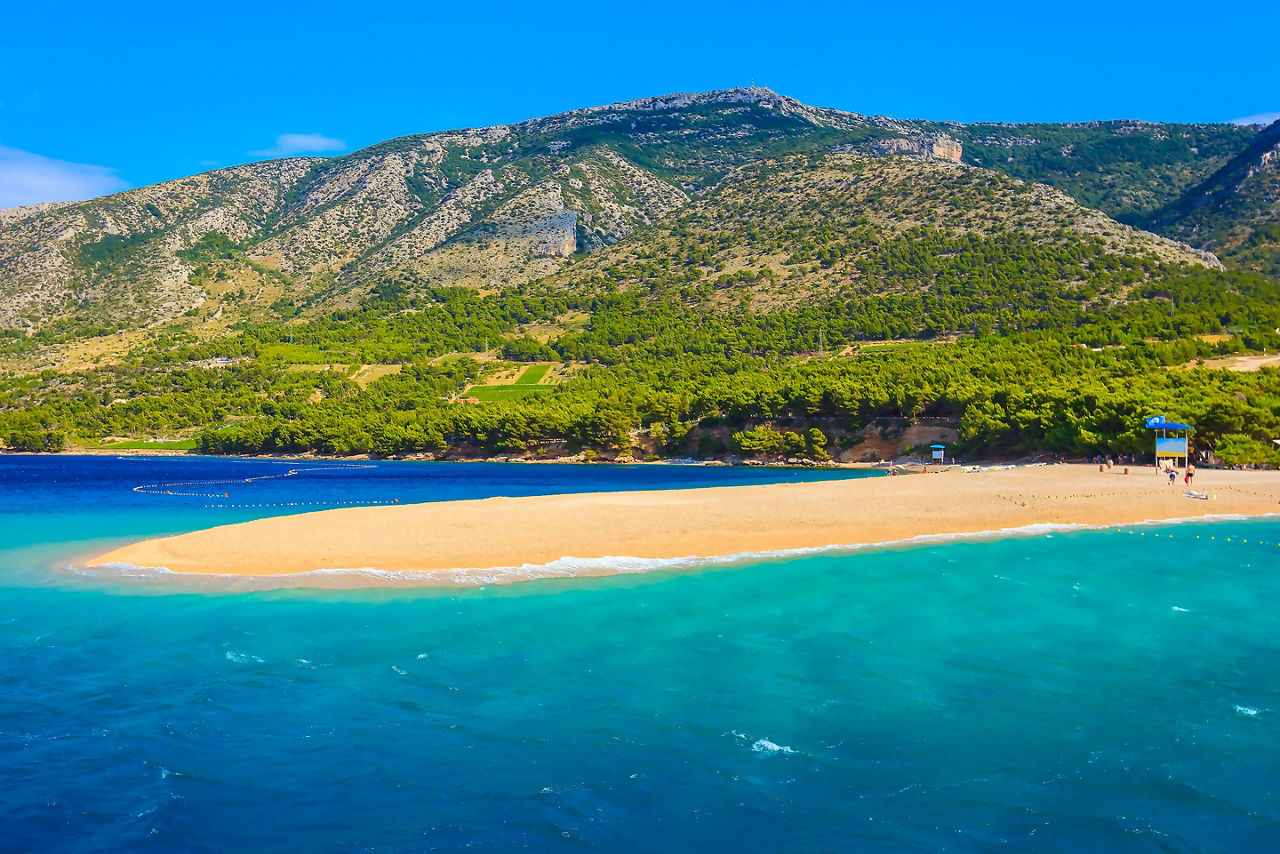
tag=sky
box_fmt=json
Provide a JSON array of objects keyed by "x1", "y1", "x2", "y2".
[{"x1": 1, "y1": 0, "x2": 1277, "y2": 208}]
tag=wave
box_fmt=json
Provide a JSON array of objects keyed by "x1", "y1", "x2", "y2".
[{"x1": 1119, "y1": 512, "x2": 1274, "y2": 527}]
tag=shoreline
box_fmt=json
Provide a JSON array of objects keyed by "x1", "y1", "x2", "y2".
[
  {"x1": 6, "y1": 448, "x2": 870, "y2": 466},
  {"x1": 73, "y1": 515, "x2": 1276, "y2": 592},
  {"x1": 81, "y1": 464, "x2": 1280, "y2": 589},
  {"x1": 6, "y1": 445, "x2": 1068, "y2": 471}
]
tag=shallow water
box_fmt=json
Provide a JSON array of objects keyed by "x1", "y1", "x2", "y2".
[{"x1": 2, "y1": 457, "x2": 1278, "y2": 850}]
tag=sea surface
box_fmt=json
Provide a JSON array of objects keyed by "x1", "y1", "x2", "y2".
[{"x1": 1, "y1": 455, "x2": 1278, "y2": 851}]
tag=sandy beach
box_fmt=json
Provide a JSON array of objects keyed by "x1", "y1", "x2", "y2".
[{"x1": 84, "y1": 464, "x2": 1280, "y2": 586}]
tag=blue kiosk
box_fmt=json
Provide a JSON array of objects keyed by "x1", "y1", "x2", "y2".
[{"x1": 1145, "y1": 415, "x2": 1193, "y2": 468}]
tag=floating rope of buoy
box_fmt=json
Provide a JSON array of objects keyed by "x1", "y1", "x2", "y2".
[
  {"x1": 203, "y1": 498, "x2": 399, "y2": 509},
  {"x1": 133, "y1": 463, "x2": 377, "y2": 499},
  {"x1": 1120, "y1": 530, "x2": 1278, "y2": 546}
]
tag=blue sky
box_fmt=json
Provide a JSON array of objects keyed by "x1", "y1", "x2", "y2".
[{"x1": 1, "y1": 0, "x2": 1277, "y2": 208}]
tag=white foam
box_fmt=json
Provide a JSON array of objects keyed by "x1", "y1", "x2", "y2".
[
  {"x1": 1124, "y1": 512, "x2": 1273, "y2": 528},
  {"x1": 224, "y1": 650, "x2": 263, "y2": 663},
  {"x1": 752, "y1": 738, "x2": 795, "y2": 754},
  {"x1": 69, "y1": 561, "x2": 179, "y2": 578},
  {"x1": 1234, "y1": 705, "x2": 1260, "y2": 717}
]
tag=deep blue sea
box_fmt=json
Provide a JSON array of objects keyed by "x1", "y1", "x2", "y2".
[{"x1": 1, "y1": 456, "x2": 1278, "y2": 851}]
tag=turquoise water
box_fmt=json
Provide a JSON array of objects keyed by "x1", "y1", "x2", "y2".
[{"x1": 2, "y1": 457, "x2": 1278, "y2": 850}]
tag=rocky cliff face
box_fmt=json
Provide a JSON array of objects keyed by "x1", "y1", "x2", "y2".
[{"x1": 869, "y1": 134, "x2": 963, "y2": 161}]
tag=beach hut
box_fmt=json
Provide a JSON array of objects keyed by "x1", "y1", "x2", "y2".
[
  {"x1": 1144, "y1": 415, "x2": 1193, "y2": 468},
  {"x1": 930, "y1": 443, "x2": 947, "y2": 464}
]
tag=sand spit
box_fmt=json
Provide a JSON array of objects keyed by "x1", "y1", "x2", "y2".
[{"x1": 84, "y1": 464, "x2": 1280, "y2": 587}]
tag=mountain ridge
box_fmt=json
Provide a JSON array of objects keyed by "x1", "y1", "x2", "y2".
[
  {"x1": 0, "y1": 88, "x2": 1270, "y2": 342},
  {"x1": 0, "y1": 88, "x2": 955, "y2": 334}
]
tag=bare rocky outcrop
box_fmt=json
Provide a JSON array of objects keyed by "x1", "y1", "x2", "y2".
[
  {"x1": 0, "y1": 201, "x2": 75, "y2": 227},
  {"x1": 870, "y1": 134, "x2": 963, "y2": 162}
]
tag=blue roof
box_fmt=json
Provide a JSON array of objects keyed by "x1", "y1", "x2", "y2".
[
  {"x1": 929, "y1": 443, "x2": 947, "y2": 448},
  {"x1": 1145, "y1": 415, "x2": 1194, "y2": 430}
]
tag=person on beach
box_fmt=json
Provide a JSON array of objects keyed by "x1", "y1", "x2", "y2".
[
  {"x1": 1185, "y1": 464, "x2": 1195, "y2": 487},
  {"x1": 1168, "y1": 468, "x2": 1177, "y2": 486}
]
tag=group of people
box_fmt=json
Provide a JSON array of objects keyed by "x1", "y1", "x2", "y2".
[
  {"x1": 1092, "y1": 454, "x2": 1136, "y2": 466},
  {"x1": 1088, "y1": 452, "x2": 1198, "y2": 487},
  {"x1": 1165, "y1": 462, "x2": 1195, "y2": 487}
]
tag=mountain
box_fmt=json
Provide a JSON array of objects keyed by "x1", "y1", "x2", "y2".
[
  {"x1": 0, "y1": 88, "x2": 1268, "y2": 348},
  {"x1": 1, "y1": 91, "x2": 1278, "y2": 462},
  {"x1": 0, "y1": 89, "x2": 943, "y2": 336},
  {"x1": 1144, "y1": 119, "x2": 1280, "y2": 278}
]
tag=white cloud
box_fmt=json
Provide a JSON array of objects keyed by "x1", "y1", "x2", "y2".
[
  {"x1": 1231, "y1": 111, "x2": 1280, "y2": 126},
  {"x1": 0, "y1": 144, "x2": 130, "y2": 209},
  {"x1": 249, "y1": 133, "x2": 346, "y2": 157}
]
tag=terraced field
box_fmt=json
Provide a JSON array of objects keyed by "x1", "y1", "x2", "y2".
[{"x1": 463, "y1": 364, "x2": 556, "y2": 401}]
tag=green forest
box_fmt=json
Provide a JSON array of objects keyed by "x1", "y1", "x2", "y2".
[{"x1": 3, "y1": 259, "x2": 1278, "y2": 465}]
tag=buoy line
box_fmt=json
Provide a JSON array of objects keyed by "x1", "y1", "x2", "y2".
[
  {"x1": 203, "y1": 499, "x2": 401, "y2": 509},
  {"x1": 1120, "y1": 529, "x2": 1279, "y2": 547},
  {"x1": 133, "y1": 464, "x2": 377, "y2": 499}
]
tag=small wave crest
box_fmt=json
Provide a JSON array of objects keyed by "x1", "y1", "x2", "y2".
[
  {"x1": 728, "y1": 729, "x2": 797, "y2": 755},
  {"x1": 1125, "y1": 512, "x2": 1271, "y2": 528},
  {"x1": 67, "y1": 561, "x2": 177, "y2": 579}
]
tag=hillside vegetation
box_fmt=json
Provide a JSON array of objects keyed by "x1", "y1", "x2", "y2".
[
  {"x1": 542, "y1": 154, "x2": 1218, "y2": 317},
  {"x1": 1, "y1": 89, "x2": 1279, "y2": 464},
  {"x1": 943, "y1": 120, "x2": 1256, "y2": 223},
  {"x1": 1145, "y1": 119, "x2": 1280, "y2": 279}
]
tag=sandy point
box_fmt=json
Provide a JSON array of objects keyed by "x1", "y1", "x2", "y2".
[{"x1": 82, "y1": 464, "x2": 1280, "y2": 587}]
